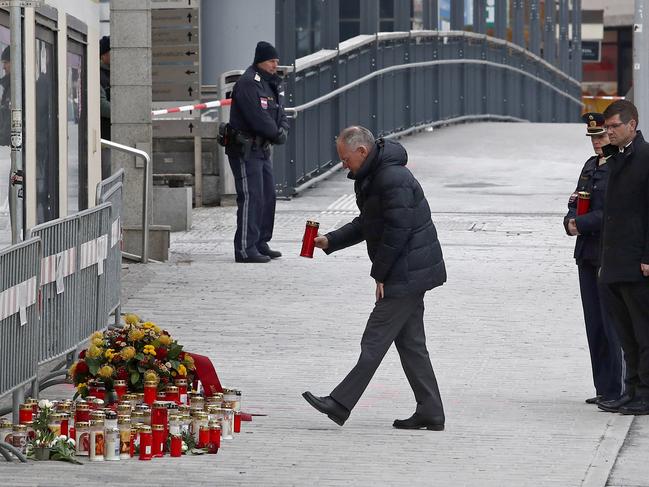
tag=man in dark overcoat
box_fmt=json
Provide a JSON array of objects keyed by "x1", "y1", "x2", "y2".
[
  {"x1": 302, "y1": 126, "x2": 447, "y2": 430},
  {"x1": 564, "y1": 113, "x2": 624, "y2": 405},
  {"x1": 597, "y1": 100, "x2": 649, "y2": 415}
]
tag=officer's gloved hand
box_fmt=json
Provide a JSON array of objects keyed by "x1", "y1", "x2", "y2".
[{"x1": 274, "y1": 127, "x2": 288, "y2": 145}]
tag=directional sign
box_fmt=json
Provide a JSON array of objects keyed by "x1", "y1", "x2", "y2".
[
  {"x1": 0, "y1": 0, "x2": 43, "y2": 7},
  {"x1": 153, "y1": 45, "x2": 199, "y2": 64},
  {"x1": 153, "y1": 65, "x2": 199, "y2": 85},
  {"x1": 153, "y1": 82, "x2": 200, "y2": 102},
  {"x1": 153, "y1": 120, "x2": 216, "y2": 138},
  {"x1": 152, "y1": 0, "x2": 200, "y2": 9},
  {"x1": 152, "y1": 27, "x2": 199, "y2": 46},
  {"x1": 151, "y1": 8, "x2": 199, "y2": 28}
]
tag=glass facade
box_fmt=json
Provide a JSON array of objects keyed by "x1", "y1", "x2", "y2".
[
  {"x1": 67, "y1": 40, "x2": 87, "y2": 215},
  {"x1": 296, "y1": 0, "x2": 323, "y2": 58},
  {"x1": 35, "y1": 29, "x2": 58, "y2": 224}
]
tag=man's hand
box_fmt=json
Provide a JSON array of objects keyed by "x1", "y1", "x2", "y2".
[
  {"x1": 274, "y1": 127, "x2": 287, "y2": 145},
  {"x1": 567, "y1": 219, "x2": 580, "y2": 236},
  {"x1": 641, "y1": 263, "x2": 649, "y2": 277},
  {"x1": 375, "y1": 281, "x2": 384, "y2": 302},
  {"x1": 314, "y1": 235, "x2": 329, "y2": 250}
]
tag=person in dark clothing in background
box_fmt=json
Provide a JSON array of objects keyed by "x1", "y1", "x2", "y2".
[
  {"x1": 226, "y1": 41, "x2": 288, "y2": 263},
  {"x1": 99, "y1": 35, "x2": 111, "y2": 179},
  {"x1": 564, "y1": 112, "x2": 624, "y2": 406},
  {"x1": 597, "y1": 100, "x2": 649, "y2": 416},
  {"x1": 302, "y1": 126, "x2": 447, "y2": 430}
]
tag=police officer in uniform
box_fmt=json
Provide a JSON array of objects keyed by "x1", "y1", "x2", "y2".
[
  {"x1": 564, "y1": 112, "x2": 624, "y2": 405},
  {"x1": 226, "y1": 41, "x2": 288, "y2": 263}
]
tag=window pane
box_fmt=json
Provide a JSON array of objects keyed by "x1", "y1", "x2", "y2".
[
  {"x1": 380, "y1": 0, "x2": 395, "y2": 18},
  {"x1": 35, "y1": 36, "x2": 58, "y2": 224},
  {"x1": 340, "y1": 0, "x2": 360, "y2": 19},
  {"x1": 67, "y1": 41, "x2": 87, "y2": 215},
  {"x1": 340, "y1": 20, "x2": 361, "y2": 41}
]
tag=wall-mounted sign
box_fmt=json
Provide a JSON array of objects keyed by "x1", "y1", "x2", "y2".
[{"x1": 582, "y1": 40, "x2": 601, "y2": 63}]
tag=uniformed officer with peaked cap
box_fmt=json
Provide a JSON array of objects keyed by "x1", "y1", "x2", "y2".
[
  {"x1": 226, "y1": 41, "x2": 289, "y2": 263},
  {"x1": 563, "y1": 112, "x2": 625, "y2": 405}
]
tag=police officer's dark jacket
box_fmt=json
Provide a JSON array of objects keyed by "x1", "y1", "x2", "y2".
[
  {"x1": 563, "y1": 155, "x2": 610, "y2": 265},
  {"x1": 324, "y1": 139, "x2": 447, "y2": 298},
  {"x1": 229, "y1": 64, "x2": 288, "y2": 143},
  {"x1": 600, "y1": 130, "x2": 649, "y2": 283}
]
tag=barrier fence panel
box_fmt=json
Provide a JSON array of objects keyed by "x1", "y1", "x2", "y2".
[
  {"x1": 277, "y1": 31, "x2": 582, "y2": 196},
  {"x1": 98, "y1": 182, "x2": 123, "y2": 324},
  {"x1": 0, "y1": 238, "x2": 40, "y2": 400},
  {"x1": 76, "y1": 203, "x2": 112, "y2": 340},
  {"x1": 29, "y1": 216, "x2": 79, "y2": 364}
]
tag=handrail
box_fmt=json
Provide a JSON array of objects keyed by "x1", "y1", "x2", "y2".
[
  {"x1": 287, "y1": 58, "x2": 583, "y2": 116},
  {"x1": 100, "y1": 139, "x2": 150, "y2": 264}
]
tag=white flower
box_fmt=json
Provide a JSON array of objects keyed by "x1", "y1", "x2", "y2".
[
  {"x1": 38, "y1": 399, "x2": 53, "y2": 410},
  {"x1": 57, "y1": 435, "x2": 68, "y2": 441},
  {"x1": 181, "y1": 441, "x2": 188, "y2": 452},
  {"x1": 165, "y1": 362, "x2": 172, "y2": 369},
  {"x1": 67, "y1": 438, "x2": 76, "y2": 447}
]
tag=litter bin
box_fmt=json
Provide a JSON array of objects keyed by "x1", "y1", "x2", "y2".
[{"x1": 217, "y1": 70, "x2": 244, "y2": 206}]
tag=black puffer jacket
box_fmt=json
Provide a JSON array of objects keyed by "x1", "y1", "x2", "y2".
[{"x1": 325, "y1": 138, "x2": 447, "y2": 298}]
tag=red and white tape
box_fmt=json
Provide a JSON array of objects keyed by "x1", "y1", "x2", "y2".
[{"x1": 151, "y1": 99, "x2": 232, "y2": 117}]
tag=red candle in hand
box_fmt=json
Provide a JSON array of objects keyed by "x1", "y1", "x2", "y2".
[
  {"x1": 576, "y1": 191, "x2": 590, "y2": 216},
  {"x1": 300, "y1": 220, "x2": 319, "y2": 258},
  {"x1": 234, "y1": 412, "x2": 241, "y2": 433}
]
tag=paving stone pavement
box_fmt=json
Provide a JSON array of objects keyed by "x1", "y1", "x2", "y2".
[{"x1": 2, "y1": 122, "x2": 648, "y2": 486}]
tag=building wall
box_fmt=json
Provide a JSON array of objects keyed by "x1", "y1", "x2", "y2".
[
  {"x1": 582, "y1": 0, "x2": 633, "y2": 27},
  {"x1": 201, "y1": 0, "x2": 275, "y2": 86}
]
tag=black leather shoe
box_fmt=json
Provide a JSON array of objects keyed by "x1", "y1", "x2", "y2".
[
  {"x1": 597, "y1": 392, "x2": 635, "y2": 413},
  {"x1": 302, "y1": 391, "x2": 349, "y2": 426},
  {"x1": 258, "y1": 247, "x2": 282, "y2": 259},
  {"x1": 618, "y1": 397, "x2": 649, "y2": 415},
  {"x1": 393, "y1": 412, "x2": 445, "y2": 431},
  {"x1": 585, "y1": 395, "x2": 603, "y2": 405},
  {"x1": 235, "y1": 254, "x2": 271, "y2": 263}
]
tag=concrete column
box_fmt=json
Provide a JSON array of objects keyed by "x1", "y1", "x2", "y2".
[
  {"x1": 571, "y1": 0, "x2": 582, "y2": 80},
  {"x1": 321, "y1": 0, "x2": 340, "y2": 49},
  {"x1": 424, "y1": 0, "x2": 439, "y2": 30},
  {"x1": 559, "y1": 0, "x2": 570, "y2": 73},
  {"x1": 395, "y1": 0, "x2": 412, "y2": 31},
  {"x1": 473, "y1": 0, "x2": 486, "y2": 34},
  {"x1": 495, "y1": 0, "x2": 506, "y2": 39},
  {"x1": 110, "y1": 0, "x2": 152, "y2": 227},
  {"x1": 530, "y1": 0, "x2": 541, "y2": 56},
  {"x1": 543, "y1": 0, "x2": 556, "y2": 65},
  {"x1": 634, "y1": 0, "x2": 649, "y2": 131},
  {"x1": 275, "y1": 0, "x2": 296, "y2": 65},
  {"x1": 451, "y1": 0, "x2": 464, "y2": 30},
  {"x1": 360, "y1": 0, "x2": 379, "y2": 35},
  {"x1": 513, "y1": 0, "x2": 525, "y2": 47}
]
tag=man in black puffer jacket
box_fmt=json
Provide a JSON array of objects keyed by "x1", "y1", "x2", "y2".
[{"x1": 302, "y1": 126, "x2": 447, "y2": 430}]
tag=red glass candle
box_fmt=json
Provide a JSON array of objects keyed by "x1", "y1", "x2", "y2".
[
  {"x1": 151, "y1": 424, "x2": 165, "y2": 457},
  {"x1": 300, "y1": 220, "x2": 319, "y2": 258},
  {"x1": 198, "y1": 425, "x2": 209, "y2": 448},
  {"x1": 175, "y1": 379, "x2": 188, "y2": 405},
  {"x1": 60, "y1": 413, "x2": 69, "y2": 437},
  {"x1": 19, "y1": 404, "x2": 33, "y2": 424},
  {"x1": 139, "y1": 426, "x2": 152, "y2": 460},
  {"x1": 166, "y1": 386, "x2": 180, "y2": 405},
  {"x1": 69, "y1": 426, "x2": 75, "y2": 442},
  {"x1": 209, "y1": 424, "x2": 220, "y2": 454},
  {"x1": 234, "y1": 412, "x2": 241, "y2": 433},
  {"x1": 113, "y1": 380, "x2": 127, "y2": 401},
  {"x1": 170, "y1": 434, "x2": 182, "y2": 457},
  {"x1": 143, "y1": 381, "x2": 158, "y2": 406},
  {"x1": 75, "y1": 403, "x2": 90, "y2": 423},
  {"x1": 576, "y1": 191, "x2": 591, "y2": 216},
  {"x1": 151, "y1": 402, "x2": 168, "y2": 426}
]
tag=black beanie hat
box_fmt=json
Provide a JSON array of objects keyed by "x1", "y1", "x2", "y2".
[
  {"x1": 254, "y1": 41, "x2": 279, "y2": 64},
  {"x1": 99, "y1": 36, "x2": 110, "y2": 56},
  {"x1": 1, "y1": 46, "x2": 9, "y2": 62}
]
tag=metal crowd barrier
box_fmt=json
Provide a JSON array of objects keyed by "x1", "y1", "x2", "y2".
[
  {"x1": 97, "y1": 175, "x2": 124, "y2": 327},
  {"x1": 274, "y1": 30, "x2": 583, "y2": 196},
  {"x1": 0, "y1": 237, "x2": 41, "y2": 429}
]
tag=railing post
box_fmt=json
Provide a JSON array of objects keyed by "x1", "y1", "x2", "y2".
[
  {"x1": 473, "y1": 0, "x2": 486, "y2": 34},
  {"x1": 495, "y1": 0, "x2": 507, "y2": 39},
  {"x1": 543, "y1": 0, "x2": 557, "y2": 65},
  {"x1": 558, "y1": 0, "x2": 570, "y2": 74},
  {"x1": 424, "y1": 0, "x2": 439, "y2": 30},
  {"x1": 513, "y1": 0, "x2": 525, "y2": 47},
  {"x1": 451, "y1": 0, "x2": 464, "y2": 30}
]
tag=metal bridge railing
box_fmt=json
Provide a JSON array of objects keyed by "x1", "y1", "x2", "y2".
[{"x1": 274, "y1": 30, "x2": 582, "y2": 197}]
